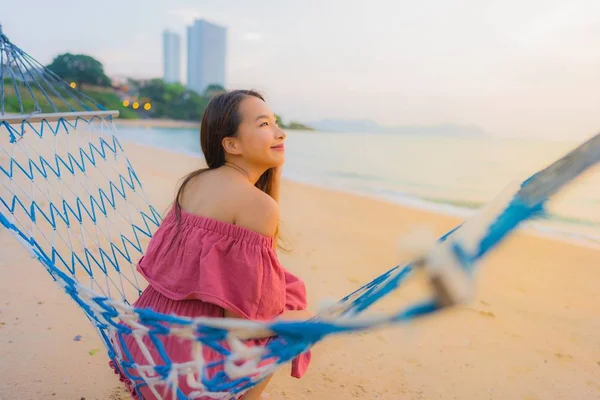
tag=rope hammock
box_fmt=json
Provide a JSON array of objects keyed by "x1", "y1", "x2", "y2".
[{"x1": 2, "y1": 26, "x2": 600, "y2": 399}]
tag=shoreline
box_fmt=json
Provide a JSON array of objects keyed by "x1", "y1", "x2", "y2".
[
  {"x1": 115, "y1": 118, "x2": 200, "y2": 129},
  {"x1": 114, "y1": 118, "x2": 315, "y2": 131},
  {"x1": 287, "y1": 174, "x2": 600, "y2": 251},
  {"x1": 116, "y1": 137, "x2": 600, "y2": 251}
]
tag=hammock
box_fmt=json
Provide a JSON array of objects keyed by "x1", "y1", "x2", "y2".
[{"x1": 2, "y1": 26, "x2": 600, "y2": 399}]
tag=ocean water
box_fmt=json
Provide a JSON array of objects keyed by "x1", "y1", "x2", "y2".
[{"x1": 113, "y1": 124, "x2": 600, "y2": 248}]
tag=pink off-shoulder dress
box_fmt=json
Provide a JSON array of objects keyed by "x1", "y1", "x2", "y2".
[{"x1": 109, "y1": 208, "x2": 311, "y2": 399}]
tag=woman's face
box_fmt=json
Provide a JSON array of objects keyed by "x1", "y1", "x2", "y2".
[{"x1": 232, "y1": 95, "x2": 287, "y2": 169}]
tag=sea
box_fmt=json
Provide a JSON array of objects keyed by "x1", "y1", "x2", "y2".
[{"x1": 113, "y1": 125, "x2": 600, "y2": 249}]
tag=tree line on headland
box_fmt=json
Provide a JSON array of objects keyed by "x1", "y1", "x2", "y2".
[{"x1": 3, "y1": 53, "x2": 313, "y2": 130}]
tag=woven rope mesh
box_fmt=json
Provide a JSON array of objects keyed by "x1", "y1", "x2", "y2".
[{"x1": 1, "y1": 117, "x2": 155, "y2": 300}]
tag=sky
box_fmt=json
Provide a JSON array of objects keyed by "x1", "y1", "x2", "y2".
[{"x1": 2, "y1": 0, "x2": 600, "y2": 139}]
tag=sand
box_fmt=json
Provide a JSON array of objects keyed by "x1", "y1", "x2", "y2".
[{"x1": 1, "y1": 141, "x2": 599, "y2": 400}]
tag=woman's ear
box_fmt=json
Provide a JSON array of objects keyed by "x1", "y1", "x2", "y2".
[{"x1": 222, "y1": 137, "x2": 242, "y2": 156}]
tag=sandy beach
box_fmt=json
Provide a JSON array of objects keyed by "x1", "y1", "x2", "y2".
[{"x1": 1, "y1": 141, "x2": 599, "y2": 400}]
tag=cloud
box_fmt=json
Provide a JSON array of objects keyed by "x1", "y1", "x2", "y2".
[
  {"x1": 240, "y1": 32, "x2": 264, "y2": 42},
  {"x1": 517, "y1": 3, "x2": 600, "y2": 47}
]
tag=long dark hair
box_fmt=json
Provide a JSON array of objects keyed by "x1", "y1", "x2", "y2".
[{"x1": 172, "y1": 89, "x2": 283, "y2": 248}]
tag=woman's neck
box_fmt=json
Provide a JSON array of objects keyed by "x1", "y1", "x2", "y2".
[{"x1": 223, "y1": 160, "x2": 265, "y2": 185}]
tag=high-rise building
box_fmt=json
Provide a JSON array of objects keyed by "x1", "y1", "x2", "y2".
[
  {"x1": 162, "y1": 30, "x2": 181, "y2": 84},
  {"x1": 187, "y1": 19, "x2": 227, "y2": 95}
]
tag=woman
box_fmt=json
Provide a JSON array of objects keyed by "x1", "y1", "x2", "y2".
[{"x1": 110, "y1": 90, "x2": 313, "y2": 399}]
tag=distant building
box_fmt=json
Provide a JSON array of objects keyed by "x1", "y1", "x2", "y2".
[
  {"x1": 187, "y1": 19, "x2": 227, "y2": 95},
  {"x1": 162, "y1": 30, "x2": 181, "y2": 84}
]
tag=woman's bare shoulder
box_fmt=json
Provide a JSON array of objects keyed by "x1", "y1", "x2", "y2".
[
  {"x1": 181, "y1": 171, "x2": 278, "y2": 237},
  {"x1": 179, "y1": 170, "x2": 238, "y2": 220},
  {"x1": 234, "y1": 185, "x2": 279, "y2": 238}
]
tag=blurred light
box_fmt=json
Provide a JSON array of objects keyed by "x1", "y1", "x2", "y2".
[
  {"x1": 132, "y1": 102, "x2": 140, "y2": 110},
  {"x1": 69, "y1": 82, "x2": 76, "y2": 89},
  {"x1": 143, "y1": 103, "x2": 151, "y2": 111},
  {"x1": 122, "y1": 100, "x2": 130, "y2": 107}
]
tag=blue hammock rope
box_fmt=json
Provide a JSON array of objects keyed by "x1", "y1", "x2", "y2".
[
  {"x1": 2, "y1": 26, "x2": 600, "y2": 399},
  {"x1": 0, "y1": 24, "x2": 105, "y2": 116}
]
